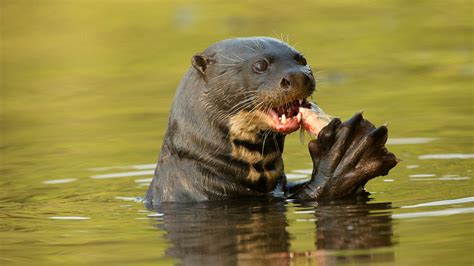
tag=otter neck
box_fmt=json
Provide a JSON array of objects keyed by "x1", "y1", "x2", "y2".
[{"x1": 227, "y1": 112, "x2": 286, "y2": 192}]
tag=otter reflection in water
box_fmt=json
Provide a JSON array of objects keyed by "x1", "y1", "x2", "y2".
[{"x1": 148, "y1": 199, "x2": 394, "y2": 265}]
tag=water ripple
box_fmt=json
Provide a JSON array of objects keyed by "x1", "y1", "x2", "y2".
[
  {"x1": 387, "y1": 137, "x2": 436, "y2": 145},
  {"x1": 49, "y1": 216, "x2": 90, "y2": 220},
  {"x1": 91, "y1": 170, "x2": 154, "y2": 179},
  {"x1": 88, "y1": 164, "x2": 156, "y2": 171},
  {"x1": 418, "y1": 154, "x2": 474, "y2": 160},
  {"x1": 42, "y1": 178, "x2": 77, "y2": 184},
  {"x1": 392, "y1": 207, "x2": 474, "y2": 219},
  {"x1": 402, "y1": 197, "x2": 474, "y2": 209}
]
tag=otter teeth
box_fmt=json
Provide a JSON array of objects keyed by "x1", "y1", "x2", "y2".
[
  {"x1": 299, "y1": 99, "x2": 303, "y2": 105},
  {"x1": 296, "y1": 112, "x2": 302, "y2": 123},
  {"x1": 281, "y1": 114, "x2": 287, "y2": 124}
]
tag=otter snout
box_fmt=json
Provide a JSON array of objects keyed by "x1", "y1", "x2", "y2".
[{"x1": 280, "y1": 71, "x2": 315, "y2": 94}]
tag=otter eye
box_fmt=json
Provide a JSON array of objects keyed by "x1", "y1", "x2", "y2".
[
  {"x1": 294, "y1": 54, "x2": 307, "y2": 66},
  {"x1": 253, "y1": 59, "x2": 269, "y2": 73}
]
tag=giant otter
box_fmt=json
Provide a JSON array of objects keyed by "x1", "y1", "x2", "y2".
[{"x1": 145, "y1": 37, "x2": 397, "y2": 204}]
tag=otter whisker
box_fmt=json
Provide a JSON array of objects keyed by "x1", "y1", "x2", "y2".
[
  {"x1": 226, "y1": 91, "x2": 258, "y2": 104},
  {"x1": 217, "y1": 54, "x2": 242, "y2": 63},
  {"x1": 237, "y1": 87, "x2": 260, "y2": 93},
  {"x1": 207, "y1": 70, "x2": 238, "y2": 82},
  {"x1": 271, "y1": 30, "x2": 282, "y2": 42},
  {"x1": 239, "y1": 44, "x2": 257, "y2": 53},
  {"x1": 237, "y1": 100, "x2": 261, "y2": 118},
  {"x1": 233, "y1": 53, "x2": 244, "y2": 61},
  {"x1": 235, "y1": 103, "x2": 260, "y2": 124},
  {"x1": 215, "y1": 64, "x2": 240, "y2": 67},
  {"x1": 262, "y1": 129, "x2": 271, "y2": 155},
  {"x1": 228, "y1": 98, "x2": 258, "y2": 114},
  {"x1": 200, "y1": 89, "x2": 251, "y2": 114},
  {"x1": 246, "y1": 101, "x2": 267, "y2": 124},
  {"x1": 207, "y1": 72, "x2": 235, "y2": 82},
  {"x1": 246, "y1": 99, "x2": 264, "y2": 114},
  {"x1": 272, "y1": 134, "x2": 281, "y2": 154},
  {"x1": 253, "y1": 40, "x2": 263, "y2": 50},
  {"x1": 239, "y1": 90, "x2": 260, "y2": 95},
  {"x1": 225, "y1": 88, "x2": 261, "y2": 113}
]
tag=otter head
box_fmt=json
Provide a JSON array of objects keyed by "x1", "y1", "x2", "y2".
[{"x1": 191, "y1": 37, "x2": 316, "y2": 137}]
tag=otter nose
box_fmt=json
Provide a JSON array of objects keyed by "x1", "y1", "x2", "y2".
[{"x1": 280, "y1": 72, "x2": 315, "y2": 91}]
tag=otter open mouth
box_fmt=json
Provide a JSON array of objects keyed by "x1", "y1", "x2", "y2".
[
  {"x1": 268, "y1": 98, "x2": 332, "y2": 136},
  {"x1": 269, "y1": 99, "x2": 311, "y2": 134}
]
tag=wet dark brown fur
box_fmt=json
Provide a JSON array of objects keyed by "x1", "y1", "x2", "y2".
[{"x1": 145, "y1": 37, "x2": 397, "y2": 204}]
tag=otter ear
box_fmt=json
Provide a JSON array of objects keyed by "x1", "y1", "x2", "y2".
[{"x1": 191, "y1": 54, "x2": 209, "y2": 76}]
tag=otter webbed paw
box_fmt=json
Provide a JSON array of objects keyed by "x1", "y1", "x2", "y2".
[{"x1": 292, "y1": 113, "x2": 398, "y2": 200}]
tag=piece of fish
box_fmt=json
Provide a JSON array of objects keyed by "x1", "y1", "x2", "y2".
[{"x1": 299, "y1": 102, "x2": 335, "y2": 143}]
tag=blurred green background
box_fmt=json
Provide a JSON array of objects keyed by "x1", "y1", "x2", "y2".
[{"x1": 1, "y1": 1, "x2": 473, "y2": 265}]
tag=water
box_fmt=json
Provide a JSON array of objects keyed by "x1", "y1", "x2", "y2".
[{"x1": 1, "y1": 1, "x2": 473, "y2": 265}]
